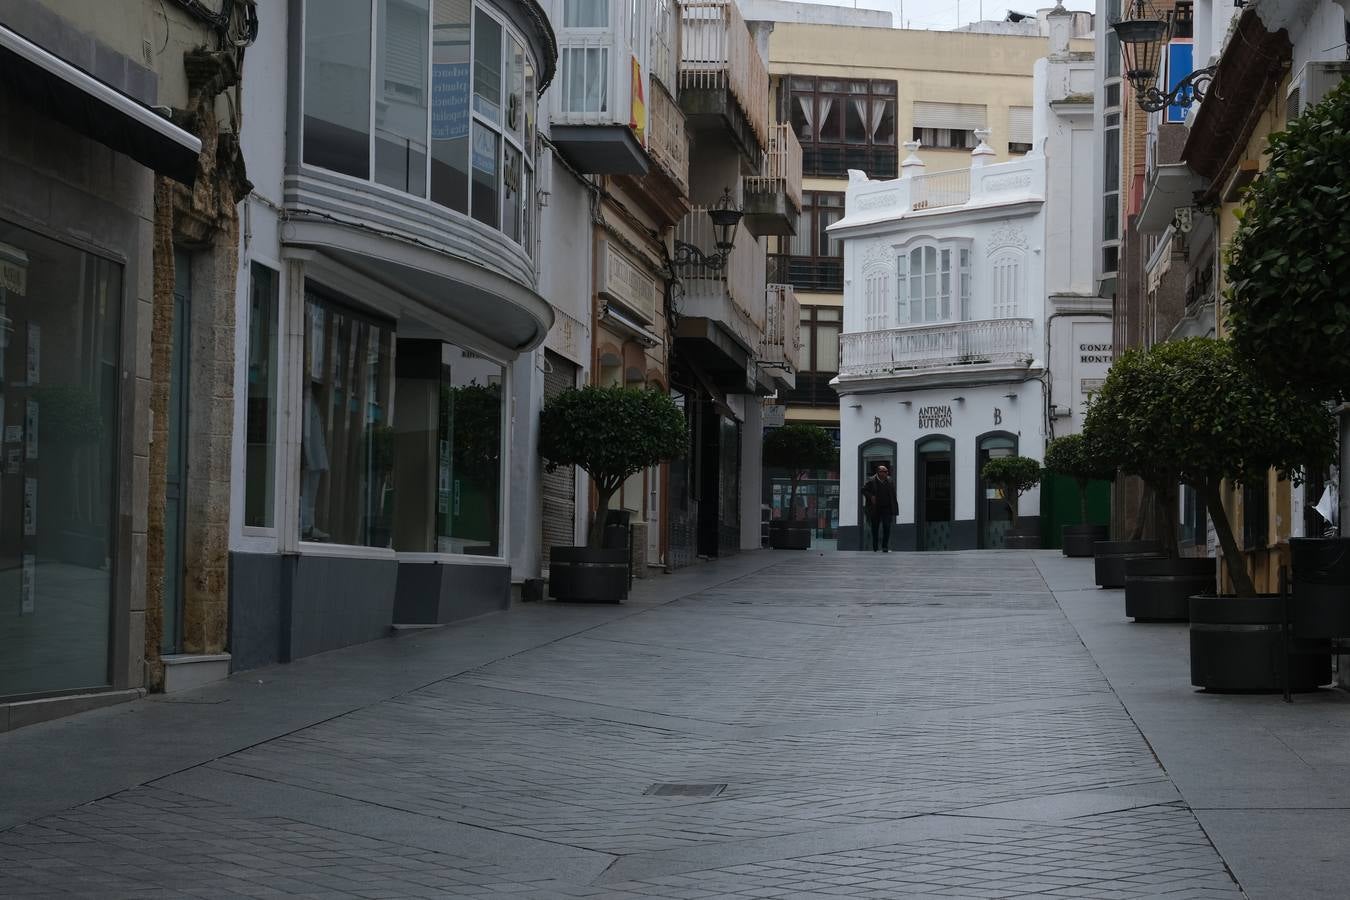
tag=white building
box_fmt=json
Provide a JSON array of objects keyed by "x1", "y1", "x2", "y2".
[{"x1": 828, "y1": 6, "x2": 1107, "y2": 551}]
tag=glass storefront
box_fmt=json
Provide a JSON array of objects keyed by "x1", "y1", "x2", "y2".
[{"x1": 0, "y1": 221, "x2": 121, "y2": 699}]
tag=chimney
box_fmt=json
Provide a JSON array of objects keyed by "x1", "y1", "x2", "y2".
[{"x1": 1048, "y1": 2, "x2": 1071, "y2": 60}]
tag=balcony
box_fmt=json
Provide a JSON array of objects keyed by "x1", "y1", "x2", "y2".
[
  {"x1": 909, "y1": 169, "x2": 971, "y2": 211},
  {"x1": 549, "y1": 29, "x2": 647, "y2": 174},
  {"x1": 615, "y1": 78, "x2": 692, "y2": 227},
  {"x1": 769, "y1": 254, "x2": 843, "y2": 293},
  {"x1": 803, "y1": 145, "x2": 898, "y2": 180},
  {"x1": 678, "y1": 0, "x2": 769, "y2": 164},
  {"x1": 674, "y1": 206, "x2": 768, "y2": 394},
  {"x1": 743, "y1": 123, "x2": 803, "y2": 237},
  {"x1": 760, "y1": 283, "x2": 800, "y2": 390},
  {"x1": 837, "y1": 318, "x2": 1036, "y2": 383}
]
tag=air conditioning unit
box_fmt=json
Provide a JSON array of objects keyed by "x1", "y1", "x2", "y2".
[{"x1": 1287, "y1": 60, "x2": 1350, "y2": 119}]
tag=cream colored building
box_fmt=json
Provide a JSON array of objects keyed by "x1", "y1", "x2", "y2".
[{"x1": 751, "y1": 6, "x2": 1093, "y2": 544}]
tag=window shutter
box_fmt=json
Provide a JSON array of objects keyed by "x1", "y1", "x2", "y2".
[
  {"x1": 912, "y1": 101, "x2": 987, "y2": 131},
  {"x1": 1007, "y1": 106, "x2": 1033, "y2": 145}
]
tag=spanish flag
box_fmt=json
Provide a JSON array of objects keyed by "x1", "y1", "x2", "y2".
[{"x1": 630, "y1": 55, "x2": 647, "y2": 145}]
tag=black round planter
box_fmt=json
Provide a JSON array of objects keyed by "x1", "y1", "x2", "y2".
[
  {"x1": 1062, "y1": 524, "x2": 1109, "y2": 558},
  {"x1": 769, "y1": 521, "x2": 813, "y2": 550},
  {"x1": 1093, "y1": 540, "x2": 1163, "y2": 589},
  {"x1": 1124, "y1": 557, "x2": 1215, "y2": 622},
  {"x1": 1291, "y1": 537, "x2": 1350, "y2": 639},
  {"x1": 548, "y1": 547, "x2": 629, "y2": 603},
  {"x1": 1004, "y1": 527, "x2": 1041, "y2": 550},
  {"x1": 1189, "y1": 593, "x2": 1331, "y2": 692}
]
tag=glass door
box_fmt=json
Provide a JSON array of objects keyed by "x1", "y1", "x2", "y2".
[
  {"x1": 858, "y1": 440, "x2": 896, "y2": 550},
  {"x1": 916, "y1": 436, "x2": 954, "y2": 550},
  {"x1": 977, "y1": 433, "x2": 1016, "y2": 548}
]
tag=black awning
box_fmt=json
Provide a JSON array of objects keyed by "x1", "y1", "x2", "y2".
[{"x1": 0, "y1": 23, "x2": 201, "y2": 184}]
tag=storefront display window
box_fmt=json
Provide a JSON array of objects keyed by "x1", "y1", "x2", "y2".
[
  {"x1": 300, "y1": 290, "x2": 395, "y2": 548},
  {"x1": 0, "y1": 222, "x2": 121, "y2": 699},
  {"x1": 245, "y1": 264, "x2": 279, "y2": 529}
]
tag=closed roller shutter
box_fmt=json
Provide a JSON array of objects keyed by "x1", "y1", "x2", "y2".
[
  {"x1": 541, "y1": 351, "x2": 578, "y2": 569},
  {"x1": 1007, "y1": 106, "x2": 1033, "y2": 145},
  {"x1": 912, "y1": 101, "x2": 987, "y2": 131}
]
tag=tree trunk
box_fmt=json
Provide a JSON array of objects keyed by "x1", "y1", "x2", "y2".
[
  {"x1": 1154, "y1": 481, "x2": 1178, "y2": 559},
  {"x1": 1129, "y1": 483, "x2": 1151, "y2": 541},
  {"x1": 787, "y1": 472, "x2": 800, "y2": 522},
  {"x1": 1007, "y1": 488, "x2": 1019, "y2": 530},
  {"x1": 1201, "y1": 479, "x2": 1256, "y2": 597},
  {"x1": 588, "y1": 483, "x2": 617, "y2": 549}
]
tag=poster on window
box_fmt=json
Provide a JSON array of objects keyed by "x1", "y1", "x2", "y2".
[
  {"x1": 23, "y1": 476, "x2": 36, "y2": 535},
  {"x1": 24, "y1": 399, "x2": 37, "y2": 460},
  {"x1": 26, "y1": 322, "x2": 39, "y2": 385},
  {"x1": 472, "y1": 127, "x2": 497, "y2": 175},
  {"x1": 431, "y1": 62, "x2": 471, "y2": 141},
  {"x1": 21, "y1": 554, "x2": 35, "y2": 614},
  {"x1": 6, "y1": 449, "x2": 19, "y2": 474}
]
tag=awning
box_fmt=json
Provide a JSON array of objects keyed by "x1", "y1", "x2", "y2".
[
  {"x1": 1136, "y1": 163, "x2": 1206, "y2": 235},
  {"x1": 0, "y1": 23, "x2": 201, "y2": 184}
]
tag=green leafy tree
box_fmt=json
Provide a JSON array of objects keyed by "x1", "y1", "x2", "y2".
[
  {"x1": 1043, "y1": 432, "x2": 1114, "y2": 525},
  {"x1": 1084, "y1": 338, "x2": 1335, "y2": 596},
  {"x1": 447, "y1": 382, "x2": 503, "y2": 543},
  {"x1": 980, "y1": 455, "x2": 1042, "y2": 530},
  {"x1": 762, "y1": 423, "x2": 837, "y2": 522},
  {"x1": 539, "y1": 386, "x2": 688, "y2": 549},
  {"x1": 1226, "y1": 78, "x2": 1350, "y2": 401}
]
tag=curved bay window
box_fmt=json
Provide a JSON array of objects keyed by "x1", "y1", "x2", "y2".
[
  {"x1": 783, "y1": 76, "x2": 897, "y2": 178},
  {"x1": 302, "y1": 0, "x2": 537, "y2": 247}
]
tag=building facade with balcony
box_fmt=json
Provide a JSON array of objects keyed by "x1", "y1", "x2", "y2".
[
  {"x1": 751, "y1": 5, "x2": 1094, "y2": 544},
  {"x1": 225, "y1": 0, "x2": 558, "y2": 673},
  {"x1": 829, "y1": 10, "x2": 1104, "y2": 552}
]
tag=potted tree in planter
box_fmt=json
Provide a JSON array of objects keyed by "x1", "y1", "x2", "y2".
[
  {"x1": 980, "y1": 455, "x2": 1042, "y2": 549},
  {"x1": 1227, "y1": 79, "x2": 1350, "y2": 641},
  {"x1": 539, "y1": 385, "x2": 687, "y2": 603},
  {"x1": 1094, "y1": 338, "x2": 1336, "y2": 688},
  {"x1": 1044, "y1": 432, "x2": 1113, "y2": 558},
  {"x1": 762, "y1": 423, "x2": 837, "y2": 550}
]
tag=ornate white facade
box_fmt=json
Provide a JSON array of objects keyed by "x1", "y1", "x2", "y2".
[{"x1": 829, "y1": 8, "x2": 1109, "y2": 551}]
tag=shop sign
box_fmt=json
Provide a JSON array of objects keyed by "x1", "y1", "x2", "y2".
[
  {"x1": 1079, "y1": 343, "x2": 1111, "y2": 365},
  {"x1": 600, "y1": 243, "x2": 657, "y2": 323},
  {"x1": 763, "y1": 404, "x2": 785, "y2": 427},
  {"x1": 917, "y1": 404, "x2": 953, "y2": 429},
  {"x1": 0, "y1": 241, "x2": 26, "y2": 295}
]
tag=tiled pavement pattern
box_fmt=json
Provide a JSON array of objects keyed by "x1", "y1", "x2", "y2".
[{"x1": 0, "y1": 552, "x2": 1243, "y2": 898}]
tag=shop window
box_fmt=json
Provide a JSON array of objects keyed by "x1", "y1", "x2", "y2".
[
  {"x1": 0, "y1": 222, "x2": 122, "y2": 699},
  {"x1": 244, "y1": 263, "x2": 279, "y2": 529},
  {"x1": 300, "y1": 290, "x2": 396, "y2": 548},
  {"x1": 303, "y1": 0, "x2": 536, "y2": 248}
]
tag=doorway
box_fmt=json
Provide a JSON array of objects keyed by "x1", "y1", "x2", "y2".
[
  {"x1": 977, "y1": 432, "x2": 1017, "y2": 548},
  {"x1": 858, "y1": 439, "x2": 897, "y2": 550},
  {"x1": 163, "y1": 251, "x2": 191, "y2": 653},
  {"x1": 915, "y1": 436, "x2": 954, "y2": 551}
]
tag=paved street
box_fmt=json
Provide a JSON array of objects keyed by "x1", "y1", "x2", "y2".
[{"x1": 3, "y1": 550, "x2": 1349, "y2": 898}]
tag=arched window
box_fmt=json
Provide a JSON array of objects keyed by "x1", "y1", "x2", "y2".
[{"x1": 896, "y1": 239, "x2": 973, "y2": 325}]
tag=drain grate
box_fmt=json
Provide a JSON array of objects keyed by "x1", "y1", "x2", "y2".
[{"x1": 644, "y1": 783, "x2": 727, "y2": 797}]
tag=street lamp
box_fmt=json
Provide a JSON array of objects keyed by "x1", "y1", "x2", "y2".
[
  {"x1": 674, "y1": 187, "x2": 744, "y2": 270},
  {"x1": 1111, "y1": 0, "x2": 1216, "y2": 113}
]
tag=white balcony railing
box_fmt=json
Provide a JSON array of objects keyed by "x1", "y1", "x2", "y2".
[
  {"x1": 745, "y1": 123, "x2": 803, "y2": 213},
  {"x1": 650, "y1": 0, "x2": 680, "y2": 93},
  {"x1": 838, "y1": 318, "x2": 1035, "y2": 377},
  {"x1": 762, "y1": 283, "x2": 800, "y2": 371},
  {"x1": 553, "y1": 32, "x2": 621, "y2": 126},
  {"x1": 910, "y1": 168, "x2": 971, "y2": 210},
  {"x1": 648, "y1": 80, "x2": 690, "y2": 196},
  {"x1": 678, "y1": 0, "x2": 770, "y2": 150}
]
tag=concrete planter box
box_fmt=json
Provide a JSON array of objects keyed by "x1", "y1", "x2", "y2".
[
  {"x1": 769, "y1": 521, "x2": 812, "y2": 550},
  {"x1": 1062, "y1": 524, "x2": 1109, "y2": 558},
  {"x1": 1004, "y1": 526, "x2": 1041, "y2": 550},
  {"x1": 1124, "y1": 557, "x2": 1214, "y2": 622},
  {"x1": 1093, "y1": 540, "x2": 1163, "y2": 589},
  {"x1": 1291, "y1": 537, "x2": 1350, "y2": 639},
  {"x1": 548, "y1": 547, "x2": 629, "y2": 603},
  {"x1": 1190, "y1": 593, "x2": 1331, "y2": 692}
]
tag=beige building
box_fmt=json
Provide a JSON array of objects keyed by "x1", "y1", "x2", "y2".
[{"x1": 753, "y1": 7, "x2": 1093, "y2": 543}]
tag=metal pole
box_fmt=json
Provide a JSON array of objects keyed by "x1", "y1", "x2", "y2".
[{"x1": 1281, "y1": 565, "x2": 1292, "y2": 703}]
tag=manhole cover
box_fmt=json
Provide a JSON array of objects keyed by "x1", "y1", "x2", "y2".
[{"x1": 644, "y1": 783, "x2": 727, "y2": 797}]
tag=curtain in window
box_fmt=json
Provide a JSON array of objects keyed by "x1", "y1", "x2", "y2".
[{"x1": 562, "y1": 47, "x2": 608, "y2": 113}]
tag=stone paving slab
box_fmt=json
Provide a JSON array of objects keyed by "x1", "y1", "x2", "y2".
[{"x1": 0, "y1": 550, "x2": 1250, "y2": 898}]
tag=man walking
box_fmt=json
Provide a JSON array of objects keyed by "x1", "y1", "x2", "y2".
[{"x1": 861, "y1": 464, "x2": 899, "y2": 551}]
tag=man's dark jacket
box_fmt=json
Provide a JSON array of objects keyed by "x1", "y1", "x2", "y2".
[{"x1": 862, "y1": 474, "x2": 899, "y2": 520}]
